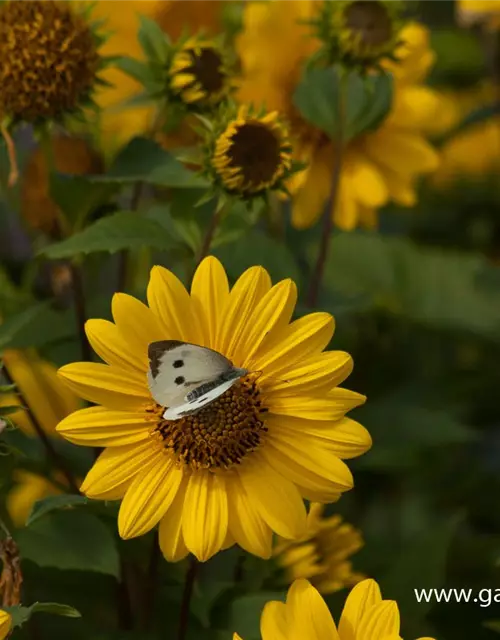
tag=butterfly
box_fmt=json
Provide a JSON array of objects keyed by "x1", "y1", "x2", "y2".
[{"x1": 147, "y1": 340, "x2": 249, "y2": 421}]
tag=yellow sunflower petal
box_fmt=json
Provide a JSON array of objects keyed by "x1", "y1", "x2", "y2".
[
  {"x1": 350, "y1": 158, "x2": 389, "y2": 208},
  {"x1": 80, "y1": 440, "x2": 157, "y2": 500},
  {"x1": 254, "y1": 313, "x2": 334, "y2": 375},
  {"x1": 111, "y1": 293, "x2": 165, "y2": 363},
  {"x1": 158, "y1": 476, "x2": 190, "y2": 562},
  {"x1": 238, "y1": 454, "x2": 307, "y2": 539},
  {"x1": 267, "y1": 429, "x2": 354, "y2": 492},
  {"x1": 217, "y1": 266, "x2": 272, "y2": 362},
  {"x1": 190, "y1": 256, "x2": 230, "y2": 349},
  {"x1": 261, "y1": 601, "x2": 289, "y2": 640},
  {"x1": 355, "y1": 601, "x2": 400, "y2": 639},
  {"x1": 182, "y1": 472, "x2": 228, "y2": 562},
  {"x1": 287, "y1": 579, "x2": 340, "y2": 640},
  {"x1": 227, "y1": 473, "x2": 273, "y2": 558},
  {"x1": 267, "y1": 388, "x2": 366, "y2": 421},
  {"x1": 291, "y1": 148, "x2": 332, "y2": 230},
  {"x1": 238, "y1": 279, "x2": 298, "y2": 368},
  {"x1": 261, "y1": 442, "x2": 342, "y2": 502},
  {"x1": 85, "y1": 319, "x2": 147, "y2": 372},
  {"x1": 58, "y1": 363, "x2": 149, "y2": 411},
  {"x1": 0, "y1": 610, "x2": 12, "y2": 640},
  {"x1": 118, "y1": 453, "x2": 183, "y2": 538},
  {"x1": 367, "y1": 130, "x2": 439, "y2": 174},
  {"x1": 147, "y1": 266, "x2": 201, "y2": 344},
  {"x1": 56, "y1": 406, "x2": 150, "y2": 447},
  {"x1": 265, "y1": 352, "x2": 353, "y2": 396},
  {"x1": 338, "y1": 579, "x2": 383, "y2": 640}
]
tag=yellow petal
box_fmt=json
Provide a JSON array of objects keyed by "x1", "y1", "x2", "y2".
[
  {"x1": 266, "y1": 428, "x2": 354, "y2": 492},
  {"x1": 238, "y1": 279, "x2": 297, "y2": 368},
  {"x1": 254, "y1": 313, "x2": 334, "y2": 377},
  {"x1": 190, "y1": 256, "x2": 230, "y2": 350},
  {"x1": 111, "y1": 292, "x2": 165, "y2": 364},
  {"x1": 291, "y1": 148, "x2": 332, "y2": 230},
  {"x1": 339, "y1": 579, "x2": 383, "y2": 640},
  {"x1": 261, "y1": 441, "x2": 342, "y2": 502},
  {"x1": 147, "y1": 265, "x2": 201, "y2": 344},
  {"x1": 158, "y1": 476, "x2": 190, "y2": 562},
  {"x1": 367, "y1": 130, "x2": 439, "y2": 174},
  {"x1": 238, "y1": 454, "x2": 307, "y2": 539},
  {"x1": 261, "y1": 601, "x2": 289, "y2": 640},
  {"x1": 80, "y1": 440, "x2": 157, "y2": 500},
  {"x1": 182, "y1": 472, "x2": 228, "y2": 562},
  {"x1": 350, "y1": 158, "x2": 389, "y2": 208},
  {"x1": 0, "y1": 610, "x2": 12, "y2": 640},
  {"x1": 118, "y1": 453, "x2": 183, "y2": 538},
  {"x1": 227, "y1": 474, "x2": 273, "y2": 558},
  {"x1": 287, "y1": 579, "x2": 340, "y2": 640},
  {"x1": 57, "y1": 406, "x2": 150, "y2": 447},
  {"x1": 85, "y1": 319, "x2": 147, "y2": 372},
  {"x1": 58, "y1": 362, "x2": 150, "y2": 411},
  {"x1": 267, "y1": 388, "x2": 366, "y2": 421},
  {"x1": 265, "y1": 352, "x2": 353, "y2": 397},
  {"x1": 217, "y1": 266, "x2": 272, "y2": 362},
  {"x1": 355, "y1": 601, "x2": 400, "y2": 639}
]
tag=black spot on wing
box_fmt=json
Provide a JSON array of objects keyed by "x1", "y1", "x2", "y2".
[
  {"x1": 175, "y1": 376, "x2": 185, "y2": 385},
  {"x1": 173, "y1": 360, "x2": 184, "y2": 368},
  {"x1": 148, "y1": 340, "x2": 184, "y2": 378}
]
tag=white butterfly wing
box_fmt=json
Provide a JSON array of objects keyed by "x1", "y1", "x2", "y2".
[
  {"x1": 162, "y1": 377, "x2": 241, "y2": 420},
  {"x1": 147, "y1": 341, "x2": 234, "y2": 408}
]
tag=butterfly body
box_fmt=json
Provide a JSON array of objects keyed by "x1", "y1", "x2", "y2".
[{"x1": 147, "y1": 340, "x2": 248, "y2": 420}]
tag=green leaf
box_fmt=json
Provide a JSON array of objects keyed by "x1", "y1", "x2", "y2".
[
  {"x1": 379, "y1": 513, "x2": 462, "y2": 636},
  {"x1": 137, "y1": 14, "x2": 170, "y2": 64},
  {"x1": 0, "y1": 405, "x2": 23, "y2": 417},
  {"x1": 27, "y1": 494, "x2": 89, "y2": 526},
  {"x1": 322, "y1": 233, "x2": 500, "y2": 340},
  {"x1": 229, "y1": 592, "x2": 285, "y2": 640},
  {"x1": 0, "y1": 302, "x2": 51, "y2": 351},
  {"x1": 0, "y1": 303, "x2": 77, "y2": 350},
  {"x1": 38, "y1": 211, "x2": 176, "y2": 259},
  {"x1": 94, "y1": 137, "x2": 208, "y2": 188},
  {"x1": 114, "y1": 56, "x2": 157, "y2": 85},
  {"x1": 16, "y1": 510, "x2": 120, "y2": 577},
  {"x1": 6, "y1": 602, "x2": 81, "y2": 628},
  {"x1": 293, "y1": 66, "x2": 393, "y2": 141}
]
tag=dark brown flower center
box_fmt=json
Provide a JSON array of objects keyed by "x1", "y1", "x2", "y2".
[
  {"x1": 185, "y1": 47, "x2": 226, "y2": 95},
  {"x1": 344, "y1": 1, "x2": 392, "y2": 49},
  {"x1": 227, "y1": 122, "x2": 282, "y2": 191},
  {"x1": 155, "y1": 376, "x2": 268, "y2": 471}
]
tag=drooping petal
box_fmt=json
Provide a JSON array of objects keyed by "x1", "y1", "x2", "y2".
[
  {"x1": 261, "y1": 601, "x2": 289, "y2": 640},
  {"x1": 118, "y1": 453, "x2": 183, "y2": 538},
  {"x1": 237, "y1": 279, "x2": 298, "y2": 368},
  {"x1": 56, "y1": 406, "x2": 150, "y2": 447},
  {"x1": 111, "y1": 293, "x2": 165, "y2": 364},
  {"x1": 158, "y1": 476, "x2": 190, "y2": 562},
  {"x1": 80, "y1": 440, "x2": 157, "y2": 500},
  {"x1": 147, "y1": 266, "x2": 202, "y2": 344},
  {"x1": 190, "y1": 256, "x2": 230, "y2": 349},
  {"x1": 58, "y1": 363, "x2": 150, "y2": 410},
  {"x1": 287, "y1": 579, "x2": 340, "y2": 640},
  {"x1": 265, "y1": 352, "x2": 353, "y2": 397},
  {"x1": 227, "y1": 473, "x2": 273, "y2": 558},
  {"x1": 254, "y1": 313, "x2": 334, "y2": 377},
  {"x1": 238, "y1": 454, "x2": 307, "y2": 539},
  {"x1": 85, "y1": 318, "x2": 147, "y2": 372},
  {"x1": 217, "y1": 266, "x2": 271, "y2": 362},
  {"x1": 338, "y1": 579, "x2": 383, "y2": 640},
  {"x1": 182, "y1": 472, "x2": 228, "y2": 562}
]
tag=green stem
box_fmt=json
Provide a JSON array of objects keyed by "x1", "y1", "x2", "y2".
[{"x1": 177, "y1": 556, "x2": 198, "y2": 640}]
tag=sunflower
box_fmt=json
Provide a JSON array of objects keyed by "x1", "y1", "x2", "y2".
[
  {"x1": 0, "y1": 610, "x2": 11, "y2": 640},
  {"x1": 234, "y1": 578, "x2": 435, "y2": 640},
  {"x1": 274, "y1": 503, "x2": 364, "y2": 594},
  {"x1": 1, "y1": 350, "x2": 81, "y2": 438},
  {"x1": 7, "y1": 471, "x2": 63, "y2": 528},
  {"x1": 57, "y1": 257, "x2": 370, "y2": 562},
  {"x1": 237, "y1": 2, "x2": 440, "y2": 230}
]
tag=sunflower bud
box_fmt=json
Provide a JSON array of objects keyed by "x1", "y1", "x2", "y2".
[{"x1": 0, "y1": 0, "x2": 102, "y2": 124}]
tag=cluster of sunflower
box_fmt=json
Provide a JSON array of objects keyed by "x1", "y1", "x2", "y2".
[{"x1": 0, "y1": 0, "x2": 497, "y2": 639}]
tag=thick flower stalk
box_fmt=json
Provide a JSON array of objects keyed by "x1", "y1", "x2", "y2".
[{"x1": 57, "y1": 257, "x2": 371, "y2": 562}]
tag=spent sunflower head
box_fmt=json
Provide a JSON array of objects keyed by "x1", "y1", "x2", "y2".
[
  {"x1": 234, "y1": 578, "x2": 436, "y2": 640},
  {"x1": 57, "y1": 257, "x2": 371, "y2": 562},
  {"x1": 310, "y1": 0, "x2": 406, "y2": 70},
  {"x1": 0, "y1": 609, "x2": 11, "y2": 640},
  {"x1": 0, "y1": 0, "x2": 105, "y2": 124},
  {"x1": 203, "y1": 104, "x2": 295, "y2": 205},
  {"x1": 274, "y1": 503, "x2": 364, "y2": 594}
]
